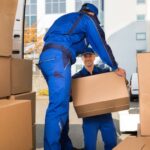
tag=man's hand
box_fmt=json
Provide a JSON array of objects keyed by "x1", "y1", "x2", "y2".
[{"x1": 115, "y1": 67, "x2": 126, "y2": 77}]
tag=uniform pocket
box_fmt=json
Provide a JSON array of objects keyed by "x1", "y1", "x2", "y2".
[
  {"x1": 39, "y1": 57, "x2": 56, "y2": 64},
  {"x1": 38, "y1": 57, "x2": 56, "y2": 70}
]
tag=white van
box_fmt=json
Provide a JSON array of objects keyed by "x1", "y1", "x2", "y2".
[{"x1": 130, "y1": 73, "x2": 139, "y2": 101}]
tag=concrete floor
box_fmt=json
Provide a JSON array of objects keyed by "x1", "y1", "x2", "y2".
[{"x1": 36, "y1": 96, "x2": 134, "y2": 150}]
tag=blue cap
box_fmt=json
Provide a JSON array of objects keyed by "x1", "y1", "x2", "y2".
[
  {"x1": 81, "y1": 3, "x2": 98, "y2": 16},
  {"x1": 82, "y1": 47, "x2": 95, "y2": 55}
]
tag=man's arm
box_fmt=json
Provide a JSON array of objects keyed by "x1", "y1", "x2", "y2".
[
  {"x1": 82, "y1": 15, "x2": 126, "y2": 77},
  {"x1": 83, "y1": 15, "x2": 118, "y2": 70}
]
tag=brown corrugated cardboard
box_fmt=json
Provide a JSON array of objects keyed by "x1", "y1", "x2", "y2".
[
  {"x1": 140, "y1": 94, "x2": 150, "y2": 136},
  {"x1": 0, "y1": 100, "x2": 32, "y2": 150},
  {"x1": 72, "y1": 72, "x2": 129, "y2": 118},
  {"x1": 0, "y1": 14, "x2": 13, "y2": 56},
  {"x1": 11, "y1": 58, "x2": 32, "y2": 94},
  {"x1": 0, "y1": 0, "x2": 18, "y2": 56},
  {"x1": 10, "y1": 92, "x2": 36, "y2": 124},
  {"x1": 137, "y1": 53, "x2": 150, "y2": 94},
  {"x1": 0, "y1": 0, "x2": 18, "y2": 15},
  {"x1": 137, "y1": 53, "x2": 150, "y2": 136},
  {"x1": 113, "y1": 136, "x2": 150, "y2": 150},
  {"x1": 0, "y1": 57, "x2": 11, "y2": 98}
]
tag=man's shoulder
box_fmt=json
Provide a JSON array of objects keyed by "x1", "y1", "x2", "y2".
[{"x1": 62, "y1": 12, "x2": 81, "y2": 17}]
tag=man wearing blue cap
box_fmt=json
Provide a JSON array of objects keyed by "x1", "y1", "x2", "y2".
[
  {"x1": 72, "y1": 47, "x2": 117, "y2": 150},
  {"x1": 39, "y1": 3, "x2": 125, "y2": 150}
]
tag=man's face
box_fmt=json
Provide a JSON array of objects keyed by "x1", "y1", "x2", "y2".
[{"x1": 82, "y1": 53, "x2": 95, "y2": 68}]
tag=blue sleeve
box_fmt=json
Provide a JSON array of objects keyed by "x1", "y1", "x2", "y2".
[{"x1": 83, "y1": 15, "x2": 118, "y2": 70}]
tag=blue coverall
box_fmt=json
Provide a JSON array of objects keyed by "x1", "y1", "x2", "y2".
[
  {"x1": 72, "y1": 66, "x2": 117, "y2": 150},
  {"x1": 39, "y1": 3, "x2": 118, "y2": 150}
]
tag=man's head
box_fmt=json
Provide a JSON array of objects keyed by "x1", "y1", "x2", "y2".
[
  {"x1": 80, "y1": 3, "x2": 98, "y2": 16},
  {"x1": 82, "y1": 48, "x2": 96, "y2": 68}
]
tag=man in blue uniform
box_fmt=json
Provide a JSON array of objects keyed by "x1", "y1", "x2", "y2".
[
  {"x1": 39, "y1": 3, "x2": 125, "y2": 150},
  {"x1": 72, "y1": 47, "x2": 117, "y2": 150}
]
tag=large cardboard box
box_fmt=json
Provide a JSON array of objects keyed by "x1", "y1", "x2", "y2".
[
  {"x1": 10, "y1": 92, "x2": 36, "y2": 124},
  {"x1": 113, "y1": 136, "x2": 150, "y2": 150},
  {"x1": 11, "y1": 58, "x2": 32, "y2": 94},
  {"x1": 0, "y1": 57, "x2": 11, "y2": 98},
  {"x1": 0, "y1": 100, "x2": 32, "y2": 150},
  {"x1": 137, "y1": 53, "x2": 150, "y2": 136},
  {"x1": 72, "y1": 72, "x2": 129, "y2": 118},
  {"x1": 0, "y1": 0, "x2": 18, "y2": 56}
]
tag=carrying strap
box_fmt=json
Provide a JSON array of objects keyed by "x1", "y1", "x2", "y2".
[{"x1": 67, "y1": 13, "x2": 84, "y2": 35}]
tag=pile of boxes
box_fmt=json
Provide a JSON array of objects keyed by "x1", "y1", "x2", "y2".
[
  {"x1": 0, "y1": 0, "x2": 36, "y2": 149},
  {"x1": 113, "y1": 53, "x2": 150, "y2": 150}
]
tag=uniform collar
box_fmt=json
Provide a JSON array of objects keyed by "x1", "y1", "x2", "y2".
[{"x1": 82, "y1": 66, "x2": 98, "y2": 75}]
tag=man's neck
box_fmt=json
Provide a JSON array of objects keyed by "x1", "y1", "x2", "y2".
[{"x1": 85, "y1": 65, "x2": 94, "y2": 75}]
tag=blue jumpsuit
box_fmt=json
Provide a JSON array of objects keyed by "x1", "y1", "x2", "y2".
[
  {"x1": 39, "y1": 10, "x2": 118, "y2": 150},
  {"x1": 72, "y1": 66, "x2": 117, "y2": 150}
]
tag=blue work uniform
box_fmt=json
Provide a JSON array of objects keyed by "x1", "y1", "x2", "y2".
[
  {"x1": 72, "y1": 66, "x2": 117, "y2": 150},
  {"x1": 39, "y1": 8, "x2": 118, "y2": 150}
]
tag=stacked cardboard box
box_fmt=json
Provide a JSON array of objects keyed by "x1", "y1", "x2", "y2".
[
  {"x1": 9, "y1": 92, "x2": 36, "y2": 149},
  {"x1": 0, "y1": 0, "x2": 18, "y2": 56},
  {"x1": 9, "y1": 59, "x2": 36, "y2": 149},
  {"x1": 0, "y1": 0, "x2": 18, "y2": 98},
  {"x1": 137, "y1": 53, "x2": 150, "y2": 136},
  {"x1": 0, "y1": 1, "x2": 36, "y2": 149},
  {"x1": 0, "y1": 44, "x2": 36, "y2": 150},
  {"x1": 72, "y1": 72, "x2": 129, "y2": 118},
  {"x1": 113, "y1": 136, "x2": 150, "y2": 150},
  {"x1": 113, "y1": 53, "x2": 150, "y2": 149},
  {"x1": 0, "y1": 100, "x2": 32, "y2": 150}
]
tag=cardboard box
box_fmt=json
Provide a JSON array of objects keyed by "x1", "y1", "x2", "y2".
[
  {"x1": 139, "y1": 94, "x2": 150, "y2": 136},
  {"x1": 11, "y1": 58, "x2": 32, "y2": 94},
  {"x1": 113, "y1": 136, "x2": 150, "y2": 150},
  {"x1": 0, "y1": 100, "x2": 32, "y2": 150},
  {"x1": 72, "y1": 72, "x2": 129, "y2": 118},
  {"x1": 0, "y1": 57, "x2": 11, "y2": 98},
  {"x1": 137, "y1": 53, "x2": 150, "y2": 136},
  {"x1": 0, "y1": 0, "x2": 18, "y2": 56},
  {"x1": 137, "y1": 53, "x2": 150, "y2": 94},
  {"x1": 10, "y1": 92, "x2": 36, "y2": 124}
]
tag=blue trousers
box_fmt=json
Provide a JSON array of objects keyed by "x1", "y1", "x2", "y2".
[
  {"x1": 83, "y1": 114, "x2": 117, "y2": 150},
  {"x1": 39, "y1": 49, "x2": 73, "y2": 150}
]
